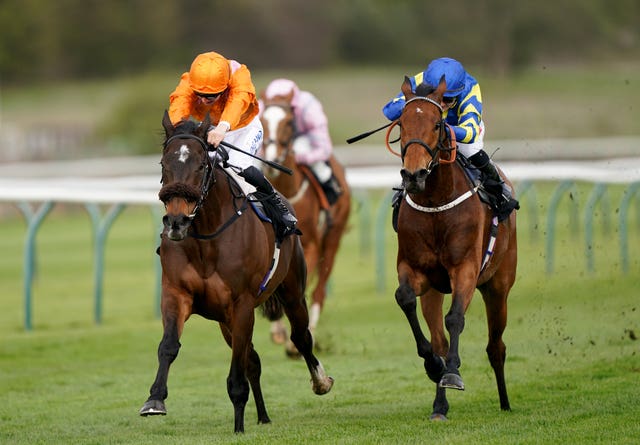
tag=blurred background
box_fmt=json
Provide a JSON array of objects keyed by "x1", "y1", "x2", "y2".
[{"x1": 1, "y1": 0, "x2": 639, "y2": 162}]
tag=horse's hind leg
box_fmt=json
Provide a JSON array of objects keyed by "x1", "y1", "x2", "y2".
[
  {"x1": 285, "y1": 298, "x2": 334, "y2": 394},
  {"x1": 280, "y1": 245, "x2": 333, "y2": 395},
  {"x1": 479, "y1": 281, "x2": 512, "y2": 411},
  {"x1": 220, "y1": 323, "x2": 270, "y2": 425},
  {"x1": 140, "y1": 294, "x2": 190, "y2": 416}
]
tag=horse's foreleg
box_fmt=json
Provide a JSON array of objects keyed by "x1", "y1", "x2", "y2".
[
  {"x1": 227, "y1": 304, "x2": 255, "y2": 433},
  {"x1": 140, "y1": 313, "x2": 185, "y2": 416},
  {"x1": 309, "y1": 216, "x2": 348, "y2": 333},
  {"x1": 395, "y1": 282, "x2": 446, "y2": 383},
  {"x1": 303, "y1": 241, "x2": 321, "y2": 333},
  {"x1": 440, "y1": 276, "x2": 476, "y2": 391}
]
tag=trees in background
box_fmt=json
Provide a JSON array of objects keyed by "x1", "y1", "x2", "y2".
[{"x1": 1, "y1": 0, "x2": 638, "y2": 84}]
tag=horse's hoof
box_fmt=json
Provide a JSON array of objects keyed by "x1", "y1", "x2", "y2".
[
  {"x1": 312, "y1": 376, "x2": 334, "y2": 395},
  {"x1": 439, "y1": 373, "x2": 465, "y2": 390},
  {"x1": 139, "y1": 399, "x2": 167, "y2": 416},
  {"x1": 430, "y1": 413, "x2": 448, "y2": 421}
]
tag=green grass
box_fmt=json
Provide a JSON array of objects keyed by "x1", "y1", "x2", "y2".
[{"x1": 0, "y1": 184, "x2": 639, "y2": 444}]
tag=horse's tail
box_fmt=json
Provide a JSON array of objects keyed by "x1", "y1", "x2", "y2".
[{"x1": 260, "y1": 291, "x2": 284, "y2": 321}]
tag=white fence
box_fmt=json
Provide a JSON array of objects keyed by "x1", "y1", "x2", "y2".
[{"x1": 1, "y1": 156, "x2": 639, "y2": 330}]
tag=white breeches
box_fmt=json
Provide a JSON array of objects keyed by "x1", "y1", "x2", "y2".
[
  {"x1": 293, "y1": 135, "x2": 332, "y2": 182},
  {"x1": 219, "y1": 115, "x2": 264, "y2": 170}
]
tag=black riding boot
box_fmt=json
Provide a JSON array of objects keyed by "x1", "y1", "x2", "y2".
[
  {"x1": 391, "y1": 187, "x2": 404, "y2": 233},
  {"x1": 239, "y1": 166, "x2": 298, "y2": 233},
  {"x1": 321, "y1": 175, "x2": 342, "y2": 205},
  {"x1": 468, "y1": 151, "x2": 519, "y2": 219}
]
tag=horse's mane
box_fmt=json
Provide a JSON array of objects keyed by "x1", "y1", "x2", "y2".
[
  {"x1": 415, "y1": 82, "x2": 436, "y2": 97},
  {"x1": 163, "y1": 119, "x2": 202, "y2": 147},
  {"x1": 173, "y1": 120, "x2": 200, "y2": 135}
]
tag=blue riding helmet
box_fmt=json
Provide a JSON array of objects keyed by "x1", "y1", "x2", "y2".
[{"x1": 424, "y1": 57, "x2": 466, "y2": 98}]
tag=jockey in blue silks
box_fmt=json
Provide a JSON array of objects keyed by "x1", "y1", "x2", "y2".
[{"x1": 383, "y1": 57, "x2": 519, "y2": 219}]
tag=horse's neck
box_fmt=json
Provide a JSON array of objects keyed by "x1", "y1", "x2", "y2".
[
  {"x1": 196, "y1": 170, "x2": 236, "y2": 229},
  {"x1": 423, "y1": 161, "x2": 472, "y2": 202}
]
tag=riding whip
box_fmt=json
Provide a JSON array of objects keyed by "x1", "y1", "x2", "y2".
[
  {"x1": 346, "y1": 122, "x2": 393, "y2": 144},
  {"x1": 218, "y1": 140, "x2": 293, "y2": 175}
]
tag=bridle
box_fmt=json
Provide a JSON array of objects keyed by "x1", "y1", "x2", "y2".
[
  {"x1": 386, "y1": 96, "x2": 457, "y2": 174},
  {"x1": 162, "y1": 132, "x2": 216, "y2": 219}
]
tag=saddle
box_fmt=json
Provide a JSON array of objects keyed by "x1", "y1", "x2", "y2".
[
  {"x1": 221, "y1": 167, "x2": 298, "y2": 246},
  {"x1": 298, "y1": 164, "x2": 331, "y2": 211}
]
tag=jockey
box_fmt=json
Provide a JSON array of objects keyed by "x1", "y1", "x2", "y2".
[
  {"x1": 261, "y1": 78, "x2": 342, "y2": 205},
  {"x1": 383, "y1": 57, "x2": 519, "y2": 219},
  {"x1": 168, "y1": 51, "x2": 298, "y2": 235}
]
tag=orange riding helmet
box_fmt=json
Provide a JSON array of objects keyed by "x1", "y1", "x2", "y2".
[{"x1": 188, "y1": 52, "x2": 231, "y2": 95}]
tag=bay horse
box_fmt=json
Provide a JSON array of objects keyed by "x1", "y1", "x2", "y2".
[
  {"x1": 392, "y1": 76, "x2": 517, "y2": 420},
  {"x1": 139, "y1": 111, "x2": 333, "y2": 433},
  {"x1": 260, "y1": 95, "x2": 351, "y2": 345}
]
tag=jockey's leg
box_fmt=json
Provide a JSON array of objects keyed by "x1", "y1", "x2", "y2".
[
  {"x1": 310, "y1": 161, "x2": 341, "y2": 205},
  {"x1": 294, "y1": 136, "x2": 341, "y2": 205},
  {"x1": 239, "y1": 165, "x2": 298, "y2": 231},
  {"x1": 467, "y1": 150, "x2": 518, "y2": 208}
]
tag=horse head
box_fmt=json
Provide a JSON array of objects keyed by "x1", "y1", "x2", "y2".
[
  {"x1": 158, "y1": 111, "x2": 214, "y2": 240},
  {"x1": 399, "y1": 75, "x2": 450, "y2": 194},
  {"x1": 260, "y1": 93, "x2": 296, "y2": 179}
]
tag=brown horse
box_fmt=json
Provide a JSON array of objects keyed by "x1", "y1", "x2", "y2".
[
  {"x1": 392, "y1": 76, "x2": 517, "y2": 420},
  {"x1": 139, "y1": 111, "x2": 333, "y2": 433},
  {"x1": 260, "y1": 95, "x2": 351, "y2": 343}
]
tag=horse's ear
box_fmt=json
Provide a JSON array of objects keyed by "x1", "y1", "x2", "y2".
[
  {"x1": 401, "y1": 76, "x2": 414, "y2": 99},
  {"x1": 162, "y1": 110, "x2": 174, "y2": 138},
  {"x1": 435, "y1": 75, "x2": 447, "y2": 98},
  {"x1": 197, "y1": 114, "x2": 211, "y2": 139}
]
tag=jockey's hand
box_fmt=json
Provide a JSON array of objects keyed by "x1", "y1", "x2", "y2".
[{"x1": 206, "y1": 121, "x2": 230, "y2": 147}]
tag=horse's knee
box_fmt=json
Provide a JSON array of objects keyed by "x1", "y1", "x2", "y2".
[
  {"x1": 227, "y1": 375, "x2": 250, "y2": 406},
  {"x1": 395, "y1": 284, "x2": 416, "y2": 312},
  {"x1": 486, "y1": 341, "x2": 506, "y2": 367},
  {"x1": 158, "y1": 338, "x2": 181, "y2": 363},
  {"x1": 444, "y1": 310, "x2": 465, "y2": 334}
]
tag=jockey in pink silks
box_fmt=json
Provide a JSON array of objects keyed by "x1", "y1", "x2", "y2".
[{"x1": 260, "y1": 78, "x2": 342, "y2": 204}]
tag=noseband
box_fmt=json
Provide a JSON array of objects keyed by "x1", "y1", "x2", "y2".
[{"x1": 162, "y1": 133, "x2": 216, "y2": 219}]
